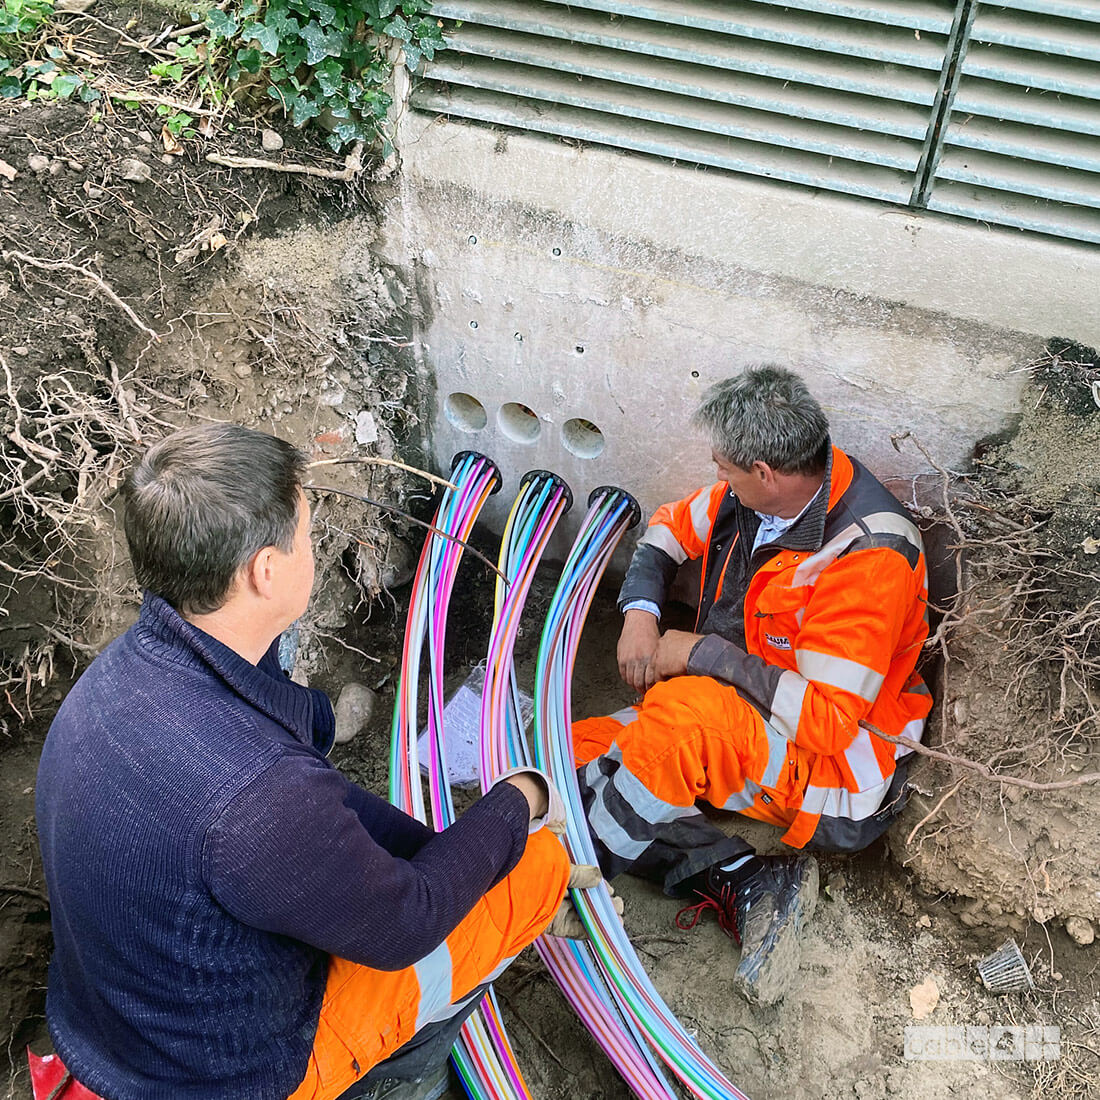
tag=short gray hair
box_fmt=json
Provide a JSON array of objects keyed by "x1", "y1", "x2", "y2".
[
  {"x1": 122, "y1": 423, "x2": 307, "y2": 615},
  {"x1": 692, "y1": 366, "x2": 829, "y2": 475}
]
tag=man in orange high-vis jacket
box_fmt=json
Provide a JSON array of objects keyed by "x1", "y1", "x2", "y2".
[{"x1": 574, "y1": 366, "x2": 932, "y2": 1005}]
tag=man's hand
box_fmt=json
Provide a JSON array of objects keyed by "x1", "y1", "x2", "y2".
[
  {"x1": 545, "y1": 864, "x2": 625, "y2": 939},
  {"x1": 645, "y1": 629, "x2": 704, "y2": 691},
  {"x1": 618, "y1": 609, "x2": 660, "y2": 693},
  {"x1": 503, "y1": 773, "x2": 549, "y2": 823}
]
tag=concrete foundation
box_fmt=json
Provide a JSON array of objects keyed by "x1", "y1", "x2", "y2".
[{"x1": 377, "y1": 112, "x2": 1100, "y2": 550}]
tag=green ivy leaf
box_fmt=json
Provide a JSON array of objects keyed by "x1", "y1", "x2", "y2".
[
  {"x1": 383, "y1": 14, "x2": 410, "y2": 42},
  {"x1": 205, "y1": 9, "x2": 240, "y2": 41},
  {"x1": 314, "y1": 57, "x2": 343, "y2": 97},
  {"x1": 244, "y1": 20, "x2": 280, "y2": 56},
  {"x1": 52, "y1": 73, "x2": 82, "y2": 98},
  {"x1": 300, "y1": 21, "x2": 343, "y2": 64},
  {"x1": 0, "y1": 74, "x2": 22, "y2": 98},
  {"x1": 290, "y1": 92, "x2": 321, "y2": 126},
  {"x1": 78, "y1": 82, "x2": 100, "y2": 102},
  {"x1": 236, "y1": 46, "x2": 264, "y2": 74}
]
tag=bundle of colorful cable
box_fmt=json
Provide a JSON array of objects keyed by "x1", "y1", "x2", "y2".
[
  {"x1": 476, "y1": 476, "x2": 673, "y2": 1098},
  {"x1": 388, "y1": 451, "x2": 532, "y2": 1100},
  {"x1": 533, "y1": 488, "x2": 753, "y2": 1100}
]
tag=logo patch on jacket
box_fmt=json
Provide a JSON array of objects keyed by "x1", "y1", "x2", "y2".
[{"x1": 765, "y1": 632, "x2": 792, "y2": 651}]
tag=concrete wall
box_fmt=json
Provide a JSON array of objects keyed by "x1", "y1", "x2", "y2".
[{"x1": 376, "y1": 111, "x2": 1100, "y2": 553}]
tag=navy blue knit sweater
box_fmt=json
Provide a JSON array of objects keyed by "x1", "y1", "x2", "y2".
[{"x1": 35, "y1": 595, "x2": 531, "y2": 1100}]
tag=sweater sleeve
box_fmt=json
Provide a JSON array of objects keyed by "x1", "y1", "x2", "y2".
[
  {"x1": 340, "y1": 780, "x2": 434, "y2": 859},
  {"x1": 202, "y1": 752, "x2": 531, "y2": 970}
]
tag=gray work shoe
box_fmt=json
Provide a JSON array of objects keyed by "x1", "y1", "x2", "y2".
[
  {"x1": 678, "y1": 854, "x2": 819, "y2": 1006},
  {"x1": 340, "y1": 1064, "x2": 449, "y2": 1100}
]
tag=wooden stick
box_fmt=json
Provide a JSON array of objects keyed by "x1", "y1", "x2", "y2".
[
  {"x1": 206, "y1": 141, "x2": 364, "y2": 181},
  {"x1": 307, "y1": 455, "x2": 455, "y2": 490}
]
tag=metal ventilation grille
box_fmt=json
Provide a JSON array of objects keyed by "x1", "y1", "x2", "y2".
[
  {"x1": 927, "y1": 1, "x2": 1100, "y2": 242},
  {"x1": 413, "y1": 1, "x2": 1100, "y2": 244}
]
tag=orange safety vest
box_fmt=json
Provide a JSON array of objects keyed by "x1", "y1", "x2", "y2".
[{"x1": 636, "y1": 446, "x2": 932, "y2": 849}]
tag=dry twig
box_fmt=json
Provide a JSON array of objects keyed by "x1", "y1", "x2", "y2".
[
  {"x1": 206, "y1": 141, "x2": 364, "y2": 180},
  {"x1": 862, "y1": 721, "x2": 1100, "y2": 791}
]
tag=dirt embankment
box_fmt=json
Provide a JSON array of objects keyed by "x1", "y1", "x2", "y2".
[{"x1": 1, "y1": 75, "x2": 424, "y2": 1090}]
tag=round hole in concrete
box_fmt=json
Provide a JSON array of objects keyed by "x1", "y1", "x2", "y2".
[
  {"x1": 575, "y1": 345, "x2": 585, "y2": 354},
  {"x1": 444, "y1": 392, "x2": 487, "y2": 433},
  {"x1": 498, "y1": 402, "x2": 541, "y2": 444},
  {"x1": 469, "y1": 320, "x2": 479, "y2": 330},
  {"x1": 691, "y1": 370, "x2": 700, "y2": 379},
  {"x1": 468, "y1": 235, "x2": 478, "y2": 245},
  {"x1": 562, "y1": 417, "x2": 604, "y2": 459},
  {"x1": 552, "y1": 247, "x2": 561, "y2": 257}
]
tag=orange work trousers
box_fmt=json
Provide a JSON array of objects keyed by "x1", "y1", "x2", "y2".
[
  {"x1": 574, "y1": 676, "x2": 802, "y2": 893},
  {"x1": 288, "y1": 828, "x2": 569, "y2": 1100}
]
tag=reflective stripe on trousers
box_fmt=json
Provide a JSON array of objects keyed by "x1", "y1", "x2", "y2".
[
  {"x1": 287, "y1": 828, "x2": 569, "y2": 1100},
  {"x1": 573, "y1": 676, "x2": 800, "y2": 894}
]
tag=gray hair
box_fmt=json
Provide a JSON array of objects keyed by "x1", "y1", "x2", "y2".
[
  {"x1": 692, "y1": 366, "x2": 829, "y2": 475},
  {"x1": 121, "y1": 423, "x2": 307, "y2": 616}
]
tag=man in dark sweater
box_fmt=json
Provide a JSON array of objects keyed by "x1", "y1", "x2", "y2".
[{"x1": 35, "y1": 425, "x2": 573, "y2": 1100}]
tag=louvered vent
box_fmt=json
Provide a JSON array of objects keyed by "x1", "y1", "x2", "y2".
[
  {"x1": 412, "y1": 1, "x2": 1100, "y2": 244},
  {"x1": 927, "y1": 1, "x2": 1100, "y2": 243}
]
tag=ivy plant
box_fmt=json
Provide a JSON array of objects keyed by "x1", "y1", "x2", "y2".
[{"x1": 200, "y1": 0, "x2": 445, "y2": 152}]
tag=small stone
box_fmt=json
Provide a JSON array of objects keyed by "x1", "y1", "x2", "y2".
[
  {"x1": 909, "y1": 976, "x2": 939, "y2": 1020},
  {"x1": 86, "y1": 186, "x2": 103, "y2": 199},
  {"x1": 1065, "y1": 915, "x2": 1095, "y2": 947},
  {"x1": 138, "y1": 130, "x2": 154, "y2": 144},
  {"x1": 28, "y1": 153, "x2": 50, "y2": 173},
  {"x1": 918, "y1": 914, "x2": 932, "y2": 928},
  {"x1": 48, "y1": 159, "x2": 65, "y2": 175},
  {"x1": 233, "y1": 363, "x2": 252, "y2": 379},
  {"x1": 120, "y1": 158, "x2": 152, "y2": 183},
  {"x1": 261, "y1": 128, "x2": 284, "y2": 152},
  {"x1": 380, "y1": 538, "x2": 416, "y2": 591},
  {"x1": 354, "y1": 409, "x2": 378, "y2": 445},
  {"x1": 12, "y1": 346, "x2": 29, "y2": 356},
  {"x1": 53, "y1": 297, "x2": 65, "y2": 306},
  {"x1": 160, "y1": 154, "x2": 175, "y2": 166},
  {"x1": 334, "y1": 683, "x2": 378, "y2": 745}
]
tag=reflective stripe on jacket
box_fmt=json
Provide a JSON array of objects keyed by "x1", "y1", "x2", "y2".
[{"x1": 619, "y1": 445, "x2": 932, "y2": 849}]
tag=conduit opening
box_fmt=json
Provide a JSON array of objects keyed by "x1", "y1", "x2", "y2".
[
  {"x1": 444, "y1": 392, "x2": 487, "y2": 433},
  {"x1": 562, "y1": 418, "x2": 605, "y2": 459},
  {"x1": 498, "y1": 402, "x2": 541, "y2": 444}
]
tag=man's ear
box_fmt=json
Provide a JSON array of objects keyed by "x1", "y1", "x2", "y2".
[
  {"x1": 752, "y1": 460, "x2": 775, "y2": 486},
  {"x1": 244, "y1": 545, "x2": 279, "y2": 600}
]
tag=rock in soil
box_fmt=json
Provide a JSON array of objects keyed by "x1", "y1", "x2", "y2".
[{"x1": 334, "y1": 683, "x2": 378, "y2": 745}]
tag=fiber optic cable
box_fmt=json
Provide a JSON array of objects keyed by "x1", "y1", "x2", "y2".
[
  {"x1": 476, "y1": 475, "x2": 674, "y2": 1098},
  {"x1": 389, "y1": 451, "x2": 532, "y2": 1100},
  {"x1": 533, "y1": 488, "x2": 753, "y2": 1100}
]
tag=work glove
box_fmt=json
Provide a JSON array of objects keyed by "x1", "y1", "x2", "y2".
[{"x1": 545, "y1": 864, "x2": 625, "y2": 939}]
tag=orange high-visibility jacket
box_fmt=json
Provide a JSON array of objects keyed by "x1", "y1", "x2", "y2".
[{"x1": 619, "y1": 445, "x2": 932, "y2": 849}]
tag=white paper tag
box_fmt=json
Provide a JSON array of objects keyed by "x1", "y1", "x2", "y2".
[{"x1": 417, "y1": 661, "x2": 534, "y2": 788}]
